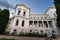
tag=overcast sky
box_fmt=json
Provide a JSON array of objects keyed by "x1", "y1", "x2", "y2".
[{"x1": 0, "y1": 0, "x2": 54, "y2": 18}]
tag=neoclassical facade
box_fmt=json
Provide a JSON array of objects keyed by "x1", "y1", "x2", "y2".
[{"x1": 6, "y1": 4, "x2": 58, "y2": 35}]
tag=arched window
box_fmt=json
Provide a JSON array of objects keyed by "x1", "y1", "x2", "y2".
[
  {"x1": 18, "y1": 10, "x2": 20, "y2": 15},
  {"x1": 23, "y1": 12, "x2": 25, "y2": 16},
  {"x1": 15, "y1": 19, "x2": 19, "y2": 26},
  {"x1": 22, "y1": 20, "x2": 24, "y2": 26}
]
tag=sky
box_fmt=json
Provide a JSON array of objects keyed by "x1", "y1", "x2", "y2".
[{"x1": 0, "y1": 0, "x2": 54, "y2": 18}]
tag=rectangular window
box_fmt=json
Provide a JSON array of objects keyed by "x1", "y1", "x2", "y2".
[
  {"x1": 15, "y1": 19, "x2": 19, "y2": 26},
  {"x1": 18, "y1": 11, "x2": 20, "y2": 15},
  {"x1": 23, "y1": 12, "x2": 25, "y2": 16},
  {"x1": 22, "y1": 20, "x2": 24, "y2": 26}
]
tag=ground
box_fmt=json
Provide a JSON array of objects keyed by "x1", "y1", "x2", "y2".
[{"x1": 0, "y1": 35, "x2": 60, "y2": 40}]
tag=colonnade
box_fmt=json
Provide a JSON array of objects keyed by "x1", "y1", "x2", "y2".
[{"x1": 29, "y1": 21, "x2": 52, "y2": 28}]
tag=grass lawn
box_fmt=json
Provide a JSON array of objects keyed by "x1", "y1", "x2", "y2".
[{"x1": 0, "y1": 38, "x2": 14, "y2": 40}]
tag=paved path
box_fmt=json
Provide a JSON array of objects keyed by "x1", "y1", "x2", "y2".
[
  {"x1": 56, "y1": 36, "x2": 60, "y2": 40},
  {"x1": 0, "y1": 35, "x2": 59, "y2": 40},
  {"x1": 0, "y1": 35, "x2": 45, "y2": 40}
]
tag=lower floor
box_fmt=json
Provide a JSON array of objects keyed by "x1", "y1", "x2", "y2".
[
  {"x1": 6, "y1": 26, "x2": 55, "y2": 36},
  {"x1": 5, "y1": 19, "x2": 58, "y2": 36}
]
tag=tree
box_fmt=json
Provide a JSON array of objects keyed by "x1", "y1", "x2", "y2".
[
  {"x1": 54, "y1": 0, "x2": 60, "y2": 28},
  {"x1": 0, "y1": 9, "x2": 1, "y2": 10},
  {"x1": 0, "y1": 9, "x2": 9, "y2": 34}
]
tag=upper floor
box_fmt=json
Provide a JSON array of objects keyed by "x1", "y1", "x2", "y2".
[
  {"x1": 14, "y1": 4, "x2": 30, "y2": 19},
  {"x1": 12, "y1": 4, "x2": 57, "y2": 20}
]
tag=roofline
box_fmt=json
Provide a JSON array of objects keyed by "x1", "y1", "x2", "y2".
[
  {"x1": 30, "y1": 14, "x2": 45, "y2": 15},
  {"x1": 44, "y1": 6, "x2": 55, "y2": 14},
  {"x1": 29, "y1": 14, "x2": 49, "y2": 16},
  {"x1": 15, "y1": 4, "x2": 30, "y2": 9}
]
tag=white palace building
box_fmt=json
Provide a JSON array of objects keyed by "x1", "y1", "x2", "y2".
[{"x1": 6, "y1": 4, "x2": 58, "y2": 35}]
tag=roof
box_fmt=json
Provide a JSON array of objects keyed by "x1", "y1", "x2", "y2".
[
  {"x1": 15, "y1": 4, "x2": 30, "y2": 9},
  {"x1": 30, "y1": 14, "x2": 48, "y2": 17},
  {"x1": 44, "y1": 6, "x2": 55, "y2": 14}
]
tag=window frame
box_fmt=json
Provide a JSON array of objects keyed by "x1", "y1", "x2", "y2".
[
  {"x1": 15, "y1": 19, "x2": 19, "y2": 26},
  {"x1": 22, "y1": 20, "x2": 24, "y2": 26},
  {"x1": 18, "y1": 10, "x2": 20, "y2": 15}
]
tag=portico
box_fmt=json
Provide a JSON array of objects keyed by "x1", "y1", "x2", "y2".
[{"x1": 29, "y1": 21, "x2": 52, "y2": 28}]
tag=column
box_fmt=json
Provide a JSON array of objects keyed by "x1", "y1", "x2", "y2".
[
  {"x1": 40, "y1": 21, "x2": 42, "y2": 27},
  {"x1": 38, "y1": 21, "x2": 39, "y2": 27},
  {"x1": 42, "y1": 21, "x2": 44, "y2": 27},
  {"x1": 47, "y1": 21, "x2": 50, "y2": 32},
  {"x1": 37, "y1": 21, "x2": 39, "y2": 27},
  {"x1": 47, "y1": 21, "x2": 50, "y2": 28},
  {"x1": 33, "y1": 21, "x2": 34, "y2": 27}
]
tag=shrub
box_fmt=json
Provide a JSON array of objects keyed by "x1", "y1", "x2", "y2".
[{"x1": 19, "y1": 32, "x2": 46, "y2": 37}]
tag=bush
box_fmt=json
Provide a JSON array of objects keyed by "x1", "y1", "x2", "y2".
[
  {"x1": 4, "y1": 32, "x2": 10, "y2": 35},
  {"x1": 19, "y1": 32, "x2": 47, "y2": 37}
]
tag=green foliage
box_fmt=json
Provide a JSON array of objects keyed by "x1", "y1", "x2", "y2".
[
  {"x1": 0, "y1": 9, "x2": 9, "y2": 34},
  {"x1": 19, "y1": 33, "x2": 46, "y2": 37},
  {"x1": 0, "y1": 9, "x2": 1, "y2": 11},
  {"x1": 54, "y1": 0, "x2": 60, "y2": 28}
]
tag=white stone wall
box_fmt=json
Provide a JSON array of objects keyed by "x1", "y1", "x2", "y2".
[
  {"x1": 30, "y1": 14, "x2": 50, "y2": 20},
  {"x1": 6, "y1": 4, "x2": 57, "y2": 35},
  {"x1": 45, "y1": 7, "x2": 57, "y2": 35},
  {"x1": 8, "y1": 4, "x2": 30, "y2": 34},
  {"x1": 45, "y1": 7, "x2": 56, "y2": 19},
  {"x1": 14, "y1": 5, "x2": 30, "y2": 19}
]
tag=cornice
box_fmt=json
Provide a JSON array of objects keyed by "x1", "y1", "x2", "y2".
[
  {"x1": 44, "y1": 6, "x2": 55, "y2": 14},
  {"x1": 15, "y1": 4, "x2": 30, "y2": 10}
]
